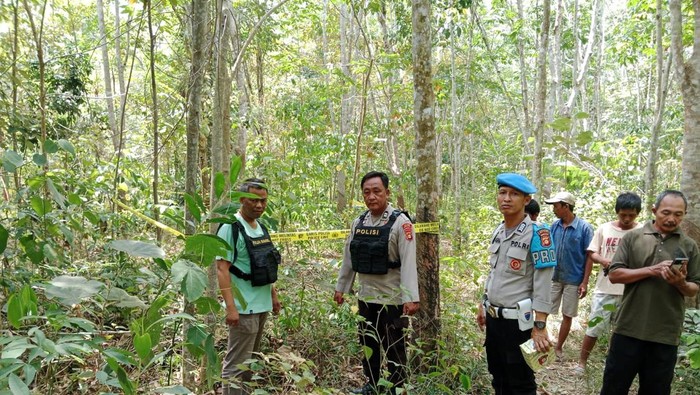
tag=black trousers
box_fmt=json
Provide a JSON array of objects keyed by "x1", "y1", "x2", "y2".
[
  {"x1": 358, "y1": 301, "x2": 408, "y2": 388},
  {"x1": 484, "y1": 314, "x2": 536, "y2": 395},
  {"x1": 600, "y1": 333, "x2": 677, "y2": 395}
]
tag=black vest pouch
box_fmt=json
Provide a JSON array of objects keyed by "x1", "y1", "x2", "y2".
[
  {"x1": 230, "y1": 222, "x2": 281, "y2": 287},
  {"x1": 350, "y1": 211, "x2": 402, "y2": 275}
]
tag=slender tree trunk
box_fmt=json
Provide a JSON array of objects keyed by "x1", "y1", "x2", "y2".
[
  {"x1": 412, "y1": 0, "x2": 440, "y2": 360},
  {"x1": 336, "y1": 3, "x2": 354, "y2": 212},
  {"x1": 146, "y1": 0, "x2": 161, "y2": 242},
  {"x1": 644, "y1": 0, "x2": 672, "y2": 208},
  {"x1": 228, "y1": 8, "x2": 249, "y2": 169},
  {"x1": 516, "y1": 0, "x2": 532, "y2": 154},
  {"x1": 532, "y1": 0, "x2": 551, "y2": 188},
  {"x1": 10, "y1": 0, "x2": 20, "y2": 190},
  {"x1": 22, "y1": 0, "x2": 47, "y2": 156},
  {"x1": 670, "y1": 0, "x2": 700, "y2": 228},
  {"x1": 96, "y1": 0, "x2": 118, "y2": 152},
  {"x1": 670, "y1": 0, "x2": 700, "y2": 308},
  {"x1": 114, "y1": 0, "x2": 127, "y2": 158}
]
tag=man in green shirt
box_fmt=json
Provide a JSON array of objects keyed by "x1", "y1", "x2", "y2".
[
  {"x1": 216, "y1": 178, "x2": 281, "y2": 395},
  {"x1": 601, "y1": 190, "x2": 700, "y2": 395}
]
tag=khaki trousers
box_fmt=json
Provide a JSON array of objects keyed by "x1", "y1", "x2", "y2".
[{"x1": 222, "y1": 312, "x2": 268, "y2": 395}]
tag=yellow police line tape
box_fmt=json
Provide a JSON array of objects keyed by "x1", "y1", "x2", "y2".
[
  {"x1": 114, "y1": 198, "x2": 439, "y2": 241},
  {"x1": 271, "y1": 221, "x2": 440, "y2": 242}
]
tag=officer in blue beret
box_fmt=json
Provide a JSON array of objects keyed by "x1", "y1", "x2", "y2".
[{"x1": 477, "y1": 173, "x2": 555, "y2": 394}]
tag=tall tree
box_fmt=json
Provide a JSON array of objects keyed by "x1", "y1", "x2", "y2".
[
  {"x1": 96, "y1": 0, "x2": 118, "y2": 152},
  {"x1": 146, "y1": 0, "x2": 161, "y2": 242},
  {"x1": 532, "y1": 0, "x2": 551, "y2": 188},
  {"x1": 412, "y1": 0, "x2": 440, "y2": 359},
  {"x1": 669, "y1": 0, "x2": 700, "y2": 228},
  {"x1": 643, "y1": 0, "x2": 672, "y2": 206}
]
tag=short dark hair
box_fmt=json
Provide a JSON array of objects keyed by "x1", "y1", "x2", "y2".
[
  {"x1": 238, "y1": 178, "x2": 267, "y2": 193},
  {"x1": 615, "y1": 192, "x2": 642, "y2": 213},
  {"x1": 525, "y1": 199, "x2": 540, "y2": 215},
  {"x1": 654, "y1": 189, "x2": 687, "y2": 211},
  {"x1": 360, "y1": 171, "x2": 389, "y2": 189}
]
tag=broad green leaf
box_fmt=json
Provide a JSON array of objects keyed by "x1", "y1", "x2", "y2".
[
  {"x1": 106, "y1": 357, "x2": 135, "y2": 395},
  {"x1": 574, "y1": 111, "x2": 589, "y2": 119},
  {"x1": 214, "y1": 172, "x2": 225, "y2": 199},
  {"x1": 1, "y1": 338, "x2": 33, "y2": 359},
  {"x1": 133, "y1": 333, "x2": 153, "y2": 362},
  {"x1": 57, "y1": 139, "x2": 76, "y2": 156},
  {"x1": 103, "y1": 287, "x2": 147, "y2": 309},
  {"x1": 103, "y1": 348, "x2": 137, "y2": 367},
  {"x1": 229, "y1": 156, "x2": 242, "y2": 185},
  {"x1": 576, "y1": 131, "x2": 594, "y2": 146},
  {"x1": 108, "y1": 240, "x2": 165, "y2": 259},
  {"x1": 153, "y1": 386, "x2": 194, "y2": 394},
  {"x1": 549, "y1": 117, "x2": 571, "y2": 132},
  {"x1": 459, "y1": 373, "x2": 471, "y2": 390},
  {"x1": 8, "y1": 373, "x2": 30, "y2": 395},
  {"x1": 46, "y1": 178, "x2": 67, "y2": 208},
  {"x1": 67, "y1": 193, "x2": 82, "y2": 205},
  {"x1": 212, "y1": 202, "x2": 240, "y2": 217},
  {"x1": 194, "y1": 297, "x2": 221, "y2": 315},
  {"x1": 44, "y1": 275, "x2": 104, "y2": 306},
  {"x1": 32, "y1": 153, "x2": 47, "y2": 166},
  {"x1": 20, "y1": 285, "x2": 38, "y2": 316},
  {"x1": 7, "y1": 294, "x2": 24, "y2": 329},
  {"x1": 171, "y1": 260, "x2": 208, "y2": 302},
  {"x1": 183, "y1": 194, "x2": 202, "y2": 223},
  {"x1": 0, "y1": 223, "x2": 7, "y2": 254},
  {"x1": 43, "y1": 140, "x2": 59, "y2": 154},
  {"x1": 68, "y1": 317, "x2": 97, "y2": 332},
  {"x1": 2, "y1": 150, "x2": 24, "y2": 172},
  {"x1": 689, "y1": 348, "x2": 700, "y2": 369},
  {"x1": 19, "y1": 236, "x2": 44, "y2": 265},
  {"x1": 185, "y1": 325, "x2": 207, "y2": 358},
  {"x1": 30, "y1": 196, "x2": 52, "y2": 216},
  {"x1": 150, "y1": 313, "x2": 197, "y2": 327},
  {"x1": 183, "y1": 234, "x2": 229, "y2": 267}
]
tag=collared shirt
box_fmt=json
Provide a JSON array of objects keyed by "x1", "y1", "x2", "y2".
[
  {"x1": 610, "y1": 221, "x2": 700, "y2": 345},
  {"x1": 485, "y1": 215, "x2": 553, "y2": 313},
  {"x1": 588, "y1": 221, "x2": 643, "y2": 295},
  {"x1": 335, "y1": 204, "x2": 419, "y2": 305},
  {"x1": 217, "y1": 212, "x2": 273, "y2": 314},
  {"x1": 551, "y1": 216, "x2": 594, "y2": 285}
]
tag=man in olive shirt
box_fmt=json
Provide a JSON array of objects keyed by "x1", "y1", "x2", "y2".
[{"x1": 601, "y1": 190, "x2": 700, "y2": 395}]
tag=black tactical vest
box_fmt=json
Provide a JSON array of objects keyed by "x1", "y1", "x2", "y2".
[
  {"x1": 349, "y1": 210, "x2": 403, "y2": 274},
  {"x1": 228, "y1": 221, "x2": 281, "y2": 287}
]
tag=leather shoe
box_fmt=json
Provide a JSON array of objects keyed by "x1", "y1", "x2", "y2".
[{"x1": 350, "y1": 383, "x2": 377, "y2": 394}]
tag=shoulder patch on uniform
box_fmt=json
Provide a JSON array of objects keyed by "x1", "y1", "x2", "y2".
[
  {"x1": 402, "y1": 222, "x2": 413, "y2": 240},
  {"x1": 531, "y1": 222, "x2": 557, "y2": 269},
  {"x1": 517, "y1": 222, "x2": 527, "y2": 233}
]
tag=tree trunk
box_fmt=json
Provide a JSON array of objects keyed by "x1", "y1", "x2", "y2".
[
  {"x1": 670, "y1": 0, "x2": 700, "y2": 307},
  {"x1": 96, "y1": 0, "x2": 118, "y2": 153},
  {"x1": 114, "y1": 0, "x2": 127, "y2": 158},
  {"x1": 227, "y1": 7, "x2": 249, "y2": 169},
  {"x1": 185, "y1": 0, "x2": 208, "y2": 231},
  {"x1": 532, "y1": 0, "x2": 551, "y2": 188},
  {"x1": 412, "y1": 0, "x2": 440, "y2": 361},
  {"x1": 146, "y1": 0, "x2": 161, "y2": 242},
  {"x1": 336, "y1": 3, "x2": 354, "y2": 212},
  {"x1": 516, "y1": 0, "x2": 532, "y2": 155},
  {"x1": 644, "y1": 0, "x2": 672, "y2": 208}
]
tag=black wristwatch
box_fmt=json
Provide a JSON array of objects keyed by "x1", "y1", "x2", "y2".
[{"x1": 534, "y1": 321, "x2": 546, "y2": 330}]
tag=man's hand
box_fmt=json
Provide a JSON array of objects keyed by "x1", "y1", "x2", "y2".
[
  {"x1": 531, "y1": 326, "x2": 552, "y2": 352},
  {"x1": 403, "y1": 302, "x2": 420, "y2": 316},
  {"x1": 225, "y1": 307, "x2": 240, "y2": 327},
  {"x1": 577, "y1": 282, "x2": 588, "y2": 299},
  {"x1": 662, "y1": 261, "x2": 687, "y2": 286},
  {"x1": 333, "y1": 291, "x2": 344, "y2": 305},
  {"x1": 476, "y1": 303, "x2": 486, "y2": 332},
  {"x1": 272, "y1": 290, "x2": 282, "y2": 315}
]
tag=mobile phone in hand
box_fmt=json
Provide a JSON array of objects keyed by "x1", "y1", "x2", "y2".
[{"x1": 671, "y1": 257, "x2": 688, "y2": 270}]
